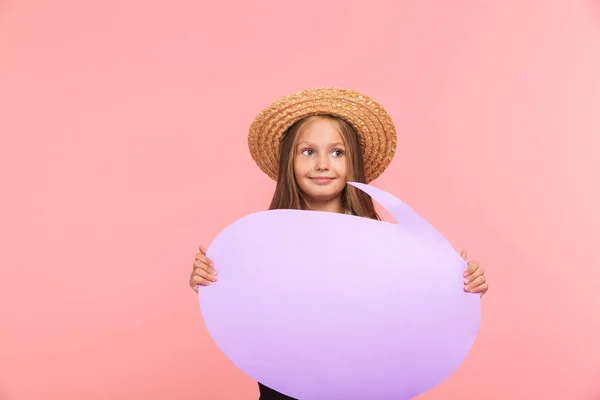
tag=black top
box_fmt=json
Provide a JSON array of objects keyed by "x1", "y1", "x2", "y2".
[{"x1": 258, "y1": 383, "x2": 297, "y2": 400}]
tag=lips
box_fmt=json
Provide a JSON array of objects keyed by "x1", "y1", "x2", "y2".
[{"x1": 309, "y1": 177, "x2": 335, "y2": 184}]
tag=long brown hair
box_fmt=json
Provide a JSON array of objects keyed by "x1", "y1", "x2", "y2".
[{"x1": 268, "y1": 114, "x2": 380, "y2": 220}]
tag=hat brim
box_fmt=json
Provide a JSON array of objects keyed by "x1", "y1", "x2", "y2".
[{"x1": 248, "y1": 87, "x2": 397, "y2": 183}]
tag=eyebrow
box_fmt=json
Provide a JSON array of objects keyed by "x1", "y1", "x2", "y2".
[{"x1": 297, "y1": 141, "x2": 345, "y2": 147}]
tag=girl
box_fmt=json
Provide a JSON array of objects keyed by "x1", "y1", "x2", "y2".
[{"x1": 189, "y1": 88, "x2": 488, "y2": 400}]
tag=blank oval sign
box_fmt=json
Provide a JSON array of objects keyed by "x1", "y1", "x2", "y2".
[{"x1": 199, "y1": 183, "x2": 481, "y2": 400}]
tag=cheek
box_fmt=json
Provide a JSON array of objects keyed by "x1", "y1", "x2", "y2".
[
  {"x1": 335, "y1": 158, "x2": 348, "y2": 176},
  {"x1": 294, "y1": 157, "x2": 309, "y2": 176}
]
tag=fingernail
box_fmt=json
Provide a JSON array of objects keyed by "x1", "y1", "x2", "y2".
[
  {"x1": 210, "y1": 262, "x2": 215, "y2": 267},
  {"x1": 463, "y1": 272, "x2": 468, "y2": 277}
]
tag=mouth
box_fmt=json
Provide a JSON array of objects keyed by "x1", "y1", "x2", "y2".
[{"x1": 309, "y1": 177, "x2": 335, "y2": 184}]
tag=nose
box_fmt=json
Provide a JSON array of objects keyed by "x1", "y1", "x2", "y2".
[{"x1": 315, "y1": 153, "x2": 330, "y2": 171}]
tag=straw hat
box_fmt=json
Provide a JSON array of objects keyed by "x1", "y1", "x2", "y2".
[{"x1": 248, "y1": 87, "x2": 397, "y2": 183}]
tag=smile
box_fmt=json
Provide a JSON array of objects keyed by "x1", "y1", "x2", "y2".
[{"x1": 309, "y1": 177, "x2": 335, "y2": 184}]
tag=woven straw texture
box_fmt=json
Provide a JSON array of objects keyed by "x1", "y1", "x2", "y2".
[{"x1": 248, "y1": 87, "x2": 397, "y2": 183}]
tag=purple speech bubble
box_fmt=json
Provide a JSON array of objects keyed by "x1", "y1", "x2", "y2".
[{"x1": 199, "y1": 183, "x2": 480, "y2": 400}]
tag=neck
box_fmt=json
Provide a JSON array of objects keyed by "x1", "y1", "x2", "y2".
[{"x1": 305, "y1": 196, "x2": 344, "y2": 214}]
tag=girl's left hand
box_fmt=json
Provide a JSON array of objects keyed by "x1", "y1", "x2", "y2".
[{"x1": 461, "y1": 250, "x2": 488, "y2": 297}]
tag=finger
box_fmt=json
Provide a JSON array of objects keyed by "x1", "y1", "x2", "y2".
[
  {"x1": 460, "y1": 250, "x2": 469, "y2": 277},
  {"x1": 193, "y1": 259, "x2": 217, "y2": 276},
  {"x1": 199, "y1": 245, "x2": 208, "y2": 255},
  {"x1": 480, "y1": 284, "x2": 488, "y2": 297},
  {"x1": 191, "y1": 274, "x2": 214, "y2": 286},
  {"x1": 194, "y1": 265, "x2": 218, "y2": 281},
  {"x1": 473, "y1": 282, "x2": 489, "y2": 296},
  {"x1": 464, "y1": 264, "x2": 484, "y2": 283},
  {"x1": 193, "y1": 266, "x2": 218, "y2": 282},
  {"x1": 189, "y1": 276, "x2": 204, "y2": 292},
  {"x1": 465, "y1": 275, "x2": 486, "y2": 291},
  {"x1": 195, "y1": 252, "x2": 214, "y2": 268},
  {"x1": 463, "y1": 259, "x2": 481, "y2": 277}
]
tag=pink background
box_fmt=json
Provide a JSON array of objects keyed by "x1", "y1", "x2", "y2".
[{"x1": 1, "y1": 0, "x2": 599, "y2": 399}]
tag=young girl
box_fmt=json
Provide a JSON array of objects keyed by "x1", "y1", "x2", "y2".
[{"x1": 189, "y1": 87, "x2": 488, "y2": 400}]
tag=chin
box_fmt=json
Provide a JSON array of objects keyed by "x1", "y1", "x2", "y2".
[
  {"x1": 306, "y1": 193, "x2": 339, "y2": 203},
  {"x1": 304, "y1": 188, "x2": 344, "y2": 202}
]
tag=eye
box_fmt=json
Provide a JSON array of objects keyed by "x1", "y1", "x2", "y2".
[
  {"x1": 332, "y1": 149, "x2": 344, "y2": 157},
  {"x1": 301, "y1": 148, "x2": 315, "y2": 156}
]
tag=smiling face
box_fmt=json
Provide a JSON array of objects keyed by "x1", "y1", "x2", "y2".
[
  {"x1": 269, "y1": 114, "x2": 380, "y2": 219},
  {"x1": 293, "y1": 117, "x2": 348, "y2": 212}
]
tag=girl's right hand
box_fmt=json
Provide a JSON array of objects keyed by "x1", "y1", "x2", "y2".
[{"x1": 189, "y1": 245, "x2": 218, "y2": 292}]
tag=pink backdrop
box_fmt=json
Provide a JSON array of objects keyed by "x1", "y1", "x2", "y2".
[{"x1": 1, "y1": 0, "x2": 599, "y2": 399}]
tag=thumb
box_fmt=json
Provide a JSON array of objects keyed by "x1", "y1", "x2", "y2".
[
  {"x1": 199, "y1": 245, "x2": 208, "y2": 255},
  {"x1": 460, "y1": 249, "x2": 467, "y2": 261}
]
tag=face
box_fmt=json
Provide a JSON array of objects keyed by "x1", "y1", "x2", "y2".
[{"x1": 293, "y1": 118, "x2": 348, "y2": 209}]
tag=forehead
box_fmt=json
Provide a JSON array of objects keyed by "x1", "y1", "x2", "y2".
[{"x1": 297, "y1": 118, "x2": 343, "y2": 144}]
